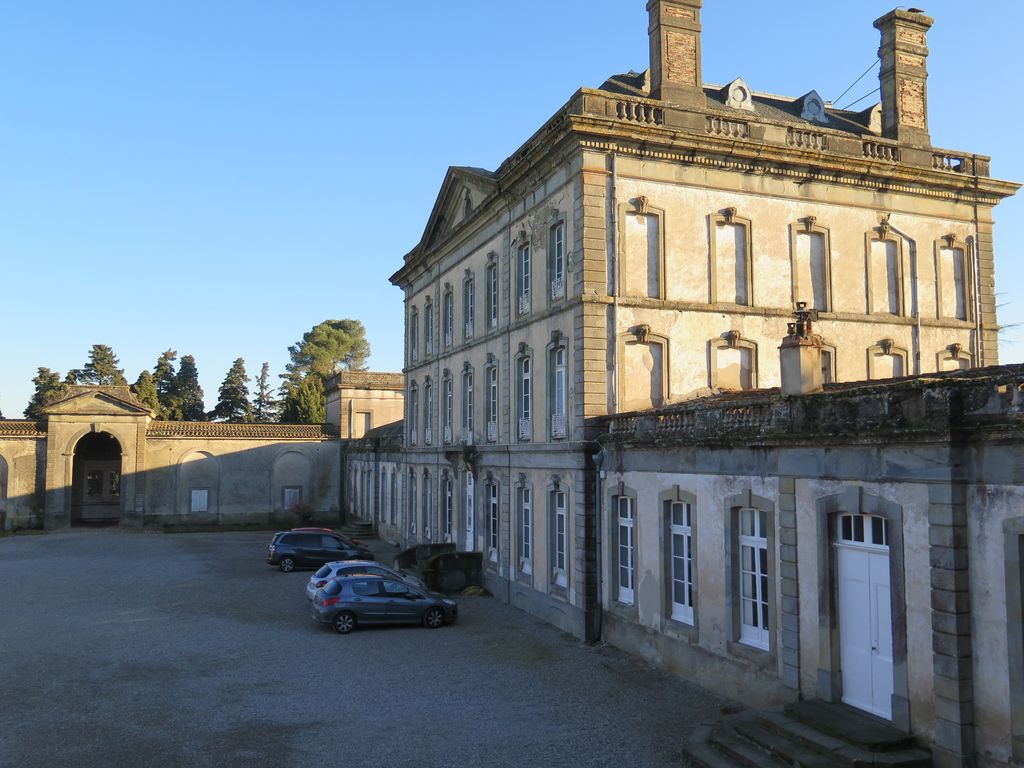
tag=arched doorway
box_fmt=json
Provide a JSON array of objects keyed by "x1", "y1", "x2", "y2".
[{"x1": 71, "y1": 432, "x2": 122, "y2": 525}]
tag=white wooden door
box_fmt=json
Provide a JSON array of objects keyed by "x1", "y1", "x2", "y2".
[{"x1": 837, "y1": 513, "x2": 893, "y2": 719}]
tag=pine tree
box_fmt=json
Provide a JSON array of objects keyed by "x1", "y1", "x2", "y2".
[
  {"x1": 279, "y1": 319, "x2": 369, "y2": 423},
  {"x1": 280, "y1": 376, "x2": 325, "y2": 424},
  {"x1": 24, "y1": 368, "x2": 69, "y2": 419},
  {"x1": 72, "y1": 344, "x2": 128, "y2": 386},
  {"x1": 211, "y1": 358, "x2": 253, "y2": 422},
  {"x1": 131, "y1": 370, "x2": 160, "y2": 413},
  {"x1": 252, "y1": 362, "x2": 277, "y2": 423},
  {"x1": 174, "y1": 354, "x2": 206, "y2": 421},
  {"x1": 153, "y1": 350, "x2": 178, "y2": 419}
]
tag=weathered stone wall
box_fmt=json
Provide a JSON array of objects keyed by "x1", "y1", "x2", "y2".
[{"x1": 0, "y1": 428, "x2": 45, "y2": 529}]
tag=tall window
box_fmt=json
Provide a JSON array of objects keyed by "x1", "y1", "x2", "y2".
[
  {"x1": 390, "y1": 470, "x2": 397, "y2": 525},
  {"x1": 868, "y1": 238, "x2": 902, "y2": 315},
  {"x1": 424, "y1": 298, "x2": 434, "y2": 354},
  {"x1": 463, "y1": 275, "x2": 475, "y2": 339},
  {"x1": 549, "y1": 221, "x2": 566, "y2": 300},
  {"x1": 461, "y1": 369, "x2": 474, "y2": 443},
  {"x1": 486, "y1": 364, "x2": 499, "y2": 443},
  {"x1": 379, "y1": 471, "x2": 387, "y2": 523},
  {"x1": 410, "y1": 307, "x2": 419, "y2": 362},
  {"x1": 939, "y1": 243, "x2": 968, "y2": 320},
  {"x1": 443, "y1": 374, "x2": 453, "y2": 444},
  {"x1": 517, "y1": 242, "x2": 531, "y2": 315},
  {"x1": 713, "y1": 216, "x2": 751, "y2": 305},
  {"x1": 408, "y1": 383, "x2": 419, "y2": 445},
  {"x1": 442, "y1": 474, "x2": 454, "y2": 542},
  {"x1": 552, "y1": 489, "x2": 568, "y2": 588},
  {"x1": 517, "y1": 355, "x2": 532, "y2": 441},
  {"x1": 738, "y1": 506, "x2": 769, "y2": 649},
  {"x1": 422, "y1": 472, "x2": 433, "y2": 541},
  {"x1": 668, "y1": 500, "x2": 694, "y2": 624},
  {"x1": 486, "y1": 261, "x2": 499, "y2": 330},
  {"x1": 443, "y1": 286, "x2": 454, "y2": 347},
  {"x1": 518, "y1": 485, "x2": 532, "y2": 574},
  {"x1": 487, "y1": 481, "x2": 499, "y2": 561},
  {"x1": 616, "y1": 495, "x2": 635, "y2": 604},
  {"x1": 794, "y1": 229, "x2": 829, "y2": 311},
  {"x1": 408, "y1": 470, "x2": 418, "y2": 536},
  {"x1": 423, "y1": 378, "x2": 433, "y2": 445},
  {"x1": 550, "y1": 345, "x2": 567, "y2": 439}
]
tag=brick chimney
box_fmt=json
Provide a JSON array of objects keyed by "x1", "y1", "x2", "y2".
[
  {"x1": 874, "y1": 8, "x2": 934, "y2": 146},
  {"x1": 647, "y1": 0, "x2": 703, "y2": 109},
  {"x1": 779, "y1": 303, "x2": 823, "y2": 396}
]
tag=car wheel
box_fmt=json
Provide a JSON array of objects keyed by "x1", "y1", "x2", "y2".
[
  {"x1": 423, "y1": 607, "x2": 445, "y2": 629},
  {"x1": 334, "y1": 612, "x2": 356, "y2": 634},
  {"x1": 279, "y1": 557, "x2": 296, "y2": 573}
]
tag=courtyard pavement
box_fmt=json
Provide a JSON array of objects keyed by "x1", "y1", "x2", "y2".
[{"x1": 0, "y1": 529, "x2": 728, "y2": 768}]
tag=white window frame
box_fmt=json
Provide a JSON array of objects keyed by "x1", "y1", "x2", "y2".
[
  {"x1": 443, "y1": 474, "x2": 454, "y2": 542},
  {"x1": 463, "y1": 276, "x2": 475, "y2": 339},
  {"x1": 738, "y1": 506, "x2": 770, "y2": 650},
  {"x1": 550, "y1": 221, "x2": 565, "y2": 300},
  {"x1": 486, "y1": 261, "x2": 499, "y2": 329},
  {"x1": 422, "y1": 472, "x2": 433, "y2": 541},
  {"x1": 408, "y1": 471, "x2": 417, "y2": 536},
  {"x1": 408, "y1": 384, "x2": 419, "y2": 445},
  {"x1": 518, "y1": 355, "x2": 532, "y2": 440},
  {"x1": 462, "y1": 369, "x2": 474, "y2": 442},
  {"x1": 616, "y1": 495, "x2": 635, "y2": 604},
  {"x1": 424, "y1": 298, "x2": 434, "y2": 354},
  {"x1": 517, "y1": 242, "x2": 531, "y2": 314},
  {"x1": 668, "y1": 500, "x2": 694, "y2": 625},
  {"x1": 486, "y1": 365, "x2": 498, "y2": 442},
  {"x1": 551, "y1": 345, "x2": 567, "y2": 439},
  {"x1": 519, "y1": 485, "x2": 532, "y2": 575},
  {"x1": 553, "y1": 489, "x2": 568, "y2": 588},
  {"x1": 443, "y1": 375, "x2": 453, "y2": 444},
  {"x1": 487, "y1": 482, "x2": 499, "y2": 562},
  {"x1": 443, "y1": 287, "x2": 454, "y2": 347},
  {"x1": 410, "y1": 306, "x2": 419, "y2": 362},
  {"x1": 423, "y1": 379, "x2": 433, "y2": 445}
]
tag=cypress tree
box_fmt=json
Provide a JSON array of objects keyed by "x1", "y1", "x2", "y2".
[
  {"x1": 211, "y1": 358, "x2": 253, "y2": 422},
  {"x1": 175, "y1": 355, "x2": 206, "y2": 421},
  {"x1": 131, "y1": 370, "x2": 160, "y2": 413},
  {"x1": 252, "y1": 362, "x2": 277, "y2": 423},
  {"x1": 280, "y1": 376, "x2": 324, "y2": 424},
  {"x1": 24, "y1": 367, "x2": 68, "y2": 419},
  {"x1": 73, "y1": 344, "x2": 128, "y2": 386},
  {"x1": 153, "y1": 350, "x2": 178, "y2": 419}
]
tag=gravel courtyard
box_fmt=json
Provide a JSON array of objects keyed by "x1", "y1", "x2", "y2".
[{"x1": 0, "y1": 530, "x2": 727, "y2": 768}]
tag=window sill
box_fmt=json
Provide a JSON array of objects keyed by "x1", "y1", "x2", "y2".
[{"x1": 726, "y1": 639, "x2": 775, "y2": 671}]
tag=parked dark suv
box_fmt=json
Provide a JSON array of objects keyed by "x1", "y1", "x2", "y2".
[{"x1": 266, "y1": 531, "x2": 375, "y2": 572}]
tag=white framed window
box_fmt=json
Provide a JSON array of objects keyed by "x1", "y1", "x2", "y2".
[
  {"x1": 550, "y1": 345, "x2": 567, "y2": 439},
  {"x1": 423, "y1": 378, "x2": 433, "y2": 445},
  {"x1": 463, "y1": 275, "x2": 475, "y2": 339},
  {"x1": 410, "y1": 306, "x2": 419, "y2": 362},
  {"x1": 668, "y1": 500, "x2": 694, "y2": 624},
  {"x1": 552, "y1": 489, "x2": 568, "y2": 588},
  {"x1": 486, "y1": 365, "x2": 498, "y2": 442},
  {"x1": 738, "y1": 506, "x2": 769, "y2": 649},
  {"x1": 517, "y1": 242, "x2": 531, "y2": 314},
  {"x1": 616, "y1": 495, "x2": 635, "y2": 604},
  {"x1": 443, "y1": 287, "x2": 454, "y2": 347},
  {"x1": 549, "y1": 221, "x2": 566, "y2": 300},
  {"x1": 390, "y1": 471, "x2": 397, "y2": 525},
  {"x1": 838, "y1": 513, "x2": 889, "y2": 548},
  {"x1": 443, "y1": 375, "x2": 453, "y2": 444},
  {"x1": 486, "y1": 261, "x2": 499, "y2": 330},
  {"x1": 422, "y1": 472, "x2": 433, "y2": 541},
  {"x1": 379, "y1": 471, "x2": 387, "y2": 523},
  {"x1": 518, "y1": 355, "x2": 532, "y2": 441},
  {"x1": 487, "y1": 482, "x2": 499, "y2": 562},
  {"x1": 519, "y1": 485, "x2": 532, "y2": 574},
  {"x1": 462, "y1": 369, "x2": 474, "y2": 442},
  {"x1": 408, "y1": 383, "x2": 419, "y2": 445},
  {"x1": 443, "y1": 474, "x2": 454, "y2": 542},
  {"x1": 424, "y1": 298, "x2": 434, "y2": 354},
  {"x1": 190, "y1": 488, "x2": 209, "y2": 513},
  {"x1": 408, "y1": 471, "x2": 417, "y2": 536}
]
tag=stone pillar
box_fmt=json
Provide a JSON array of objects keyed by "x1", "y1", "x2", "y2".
[
  {"x1": 647, "y1": 0, "x2": 703, "y2": 109},
  {"x1": 874, "y1": 9, "x2": 934, "y2": 147},
  {"x1": 778, "y1": 476, "x2": 800, "y2": 690},
  {"x1": 928, "y1": 481, "x2": 976, "y2": 767}
]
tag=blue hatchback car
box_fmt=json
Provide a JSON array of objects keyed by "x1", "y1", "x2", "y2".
[{"x1": 311, "y1": 575, "x2": 458, "y2": 634}]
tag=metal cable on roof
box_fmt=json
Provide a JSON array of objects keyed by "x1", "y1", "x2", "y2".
[
  {"x1": 833, "y1": 59, "x2": 879, "y2": 107},
  {"x1": 838, "y1": 87, "x2": 881, "y2": 111}
]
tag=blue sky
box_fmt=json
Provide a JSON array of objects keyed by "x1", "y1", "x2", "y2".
[{"x1": 1, "y1": 1, "x2": 1021, "y2": 417}]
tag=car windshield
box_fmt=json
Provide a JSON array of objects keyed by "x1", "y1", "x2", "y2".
[
  {"x1": 322, "y1": 580, "x2": 342, "y2": 596},
  {"x1": 314, "y1": 565, "x2": 332, "y2": 578}
]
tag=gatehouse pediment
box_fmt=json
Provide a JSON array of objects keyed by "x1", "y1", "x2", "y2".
[{"x1": 42, "y1": 386, "x2": 154, "y2": 418}]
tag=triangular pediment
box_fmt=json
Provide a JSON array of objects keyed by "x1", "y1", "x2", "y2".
[
  {"x1": 42, "y1": 386, "x2": 154, "y2": 417},
  {"x1": 421, "y1": 167, "x2": 499, "y2": 251}
]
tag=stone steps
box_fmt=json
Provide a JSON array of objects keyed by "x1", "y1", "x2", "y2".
[
  {"x1": 685, "y1": 701, "x2": 932, "y2": 768},
  {"x1": 339, "y1": 520, "x2": 376, "y2": 540}
]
